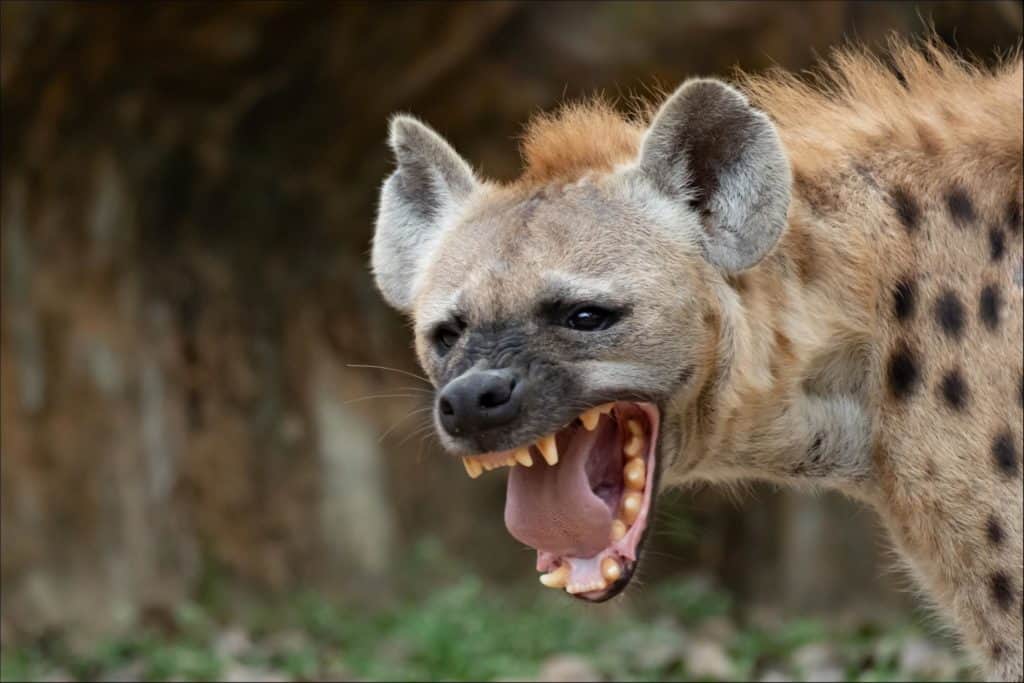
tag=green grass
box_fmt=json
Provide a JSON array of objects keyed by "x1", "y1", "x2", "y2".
[{"x1": 0, "y1": 572, "x2": 971, "y2": 682}]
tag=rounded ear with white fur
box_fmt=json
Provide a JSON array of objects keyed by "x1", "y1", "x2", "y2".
[
  {"x1": 373, "y1": 115, "x2": 478, "y2": 311},
  {"x1": 639, "y1": 78, "x2": 791, "y2": 272}
]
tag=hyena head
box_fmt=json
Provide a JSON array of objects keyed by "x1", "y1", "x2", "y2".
[{"x1": 371, "y1": 79, "x2": 791, "y2": 600}]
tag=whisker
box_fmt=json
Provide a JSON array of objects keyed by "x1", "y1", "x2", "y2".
[
  {"x1": 416, "y1": 431, "x2": 440, "y2": 464},
  {"x1": 346, "y1": 363, "x2": 431, "y2": 385},
  {"x1": 397, "y1": 422, "x2": 437, "y2": 449},
  {"x1": 378, "y1": 407, "x2": 434, "y2": 443},
  {"x1": 395, "y1": 385, "x2": 435, "y2": 394},
  {"x1": 342, "y1": 393, "x2": 423, "y2": 405}
]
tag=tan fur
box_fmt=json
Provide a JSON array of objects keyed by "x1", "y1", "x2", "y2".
[
  {"x1": 682, "y1": 42, "x2": 1023, "y2": 679},
  {"x1": 741, "y1": 39, "x2": 1023, "y2": 187},
  {"x1": 519, "y1": 99, "x2": 644, "y2": 185},
  {"x1": 395, "y1": 38, "x2": 1024, "y2": 680},
  {"x1": 698, "y1": 43, "x2": 1023, "y2": 679}
]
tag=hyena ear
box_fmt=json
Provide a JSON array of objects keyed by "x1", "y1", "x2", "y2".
[
  {"x1": 373, "y1": 115, "x2": 478, "y2": 311},
  {"x1": 639, "y1": 78, "x2": 791, "y2": 272}
]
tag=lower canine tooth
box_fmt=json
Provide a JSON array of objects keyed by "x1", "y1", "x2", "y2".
[
  {"x1": 539, "y1": 564, "x2": 570, "y2": 589},
  {"x1": 601, "y1": 557, "x2": 622, "y2": 582},
  {"x1": 514, "y1": 448, "x2": 533, "y2": 467},
  {"x1": 624, "y1": 458, "x2": 646, "y2": 490},
  {"x1": 537, "y1": 435, "x2": 559, "y2": 466},
  {"x1": 610, "y1": 519, "x2": 627, "y2": 542},
  {"x1": 463, "y1": 457, "x2": 483, "y2": 479},
  {"x1": 622, "y1": 491, "x2": 643, "y2": 524}
]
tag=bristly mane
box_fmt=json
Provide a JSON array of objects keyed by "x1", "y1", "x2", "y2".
[
  {"x1": 740, "y1": 36, "x2": 1023, "y2": 180},
  {"x1": 517, "y1": 98, "x2": 644, "y2": 185},
  {"x1": 515, "y1": 36, "x2": 1023, "y2": 186}
]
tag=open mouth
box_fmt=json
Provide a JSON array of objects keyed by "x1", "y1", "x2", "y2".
[{"x1": 460, "y1": 402, "x2": 659, "y2": 602}]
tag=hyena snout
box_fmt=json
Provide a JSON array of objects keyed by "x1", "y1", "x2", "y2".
[{"x1": 438, "y1": 369, "x2": 523, "y2": 437}]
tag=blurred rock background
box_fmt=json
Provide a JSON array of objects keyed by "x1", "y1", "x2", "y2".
[{"x1": 1, "y1": 0, "x2": 1020, "y2": 656}]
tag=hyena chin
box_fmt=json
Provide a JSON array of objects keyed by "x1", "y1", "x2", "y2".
[{"x1": 371, "y1": 40, "x2": 1023, "y2": 679}]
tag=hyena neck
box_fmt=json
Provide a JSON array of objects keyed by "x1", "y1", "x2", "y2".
[{"x1": 670, "y1": 193, "x2": 878, "y2": 500}]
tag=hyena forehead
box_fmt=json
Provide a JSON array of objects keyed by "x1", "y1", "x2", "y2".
[
  {"x1": 374, "y1": 78, "x2": 792, "y2": 318},
  {"x1": 414, "y1": 179, "x2": 703, "y2": 324}
]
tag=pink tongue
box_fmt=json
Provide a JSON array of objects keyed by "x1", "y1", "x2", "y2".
[{"x1": 504, "y1": 426, "x2": 612, "y2": 557}]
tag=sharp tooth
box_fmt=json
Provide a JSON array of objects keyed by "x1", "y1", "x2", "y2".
[
  {"x1": 514, "y1": 448, "x2": 533, "y2": 467},
  {"x1": 610, "y1": 519, "x2": 628, "y2": 542},
  {"x1": 537, "y1": 435, "x2": 558, "y2": 466},
  {"x1": 627, "y1": 419, "x2": 643, "y2": 438},
  {"x1": 463, "y1": 457, "x2": 483, "y2": 479},
  {"x1": 624, "y1": 435, "x2": 643, "y2": 458},
  {"x1": 539, "y1": 564, "x2": 570, "y2": 589},
  {"x1": 580, "y1": 407, "x2": 601, "y2": 431},
  {"x1": 622, "y1": 491, "x2": 643, "y2": 524},
  {"x1": 598, "y1": 403, "x2": 615, "y2": 415},
  {"x1": 601, "y1": 557, "x2": 623, "y2": 583},
  {"x1": 624, "y1": 458, "x2": 646, "y2": 490}
]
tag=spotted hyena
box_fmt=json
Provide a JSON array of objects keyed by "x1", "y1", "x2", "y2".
[{"x1": 370, "y1": 40, "x2": 1023, "y2": 680}]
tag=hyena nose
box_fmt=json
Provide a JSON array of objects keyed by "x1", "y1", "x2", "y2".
[{"x1": 438, "y1": 369, "x2": 522, "y2": 436}]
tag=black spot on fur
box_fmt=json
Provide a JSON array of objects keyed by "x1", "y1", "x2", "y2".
[
  {"x1": 938, "y1": 368, "x2": 968, "y2": 411},
  {"x1": 1009, "y1": 198, "x2": 1022, "y2": 236},
  {"x1": 887, "y1": 343, "x2": 921, "y2": 400},
  {"x1": 892, "y1": 279, "x2": 916, "y2": 322},
  {"x1": 989, "y1": 571, "x2": 1015, "y2": 612},
  {"x1": 891, "y1": 187, "x2": 920, "y2": 233},
  {"x1": 676, "y1": 364, "x2": 695, "y2": 386},
  {"x1": 933, "y1": 290, "x2": 965, "y2": 339},
  {"x1": 979, "y1": 284, "x2": 1002, "y2": 331},
  {"x1": 992, "y1": 430, "x2": 1020, "y2": 479},
  {"x1": 808, "y1": 432, "x2": 825, "y2": 462},
  {"x1": 728, "y1": 273, "x2": 749, "y2": 293},
  {"x1": 946, "y1": 187, "x2": 975, "y2": 226},
  {"x1": 991, "y1": 642, "x2": 1006, "y2": 661},
  {"x1": 986, "y1": 515, "x2": 1005, "y2": 546},
  {"x1": 989, "y1": 226, "x2": 1006, "y2": 262}
]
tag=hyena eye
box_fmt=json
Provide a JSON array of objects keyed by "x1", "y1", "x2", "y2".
[
  {"x1": 565, "y1": 306, "x2": 618, "y2": 332},
  {"x1": 433, "y1": 321, "x2": 463, "y2": 354}
]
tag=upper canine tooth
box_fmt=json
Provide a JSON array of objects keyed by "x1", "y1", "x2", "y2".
[
  {"x1": 580, "y1": 407, "x2": 602, "y2": 431},
  {"x1": 537, "y1": 435, "x2": 558, "y2": 466},
  {"x1": 598, "y1": 403, "x2": 615, "y2": 415},
  {"x1": 463, "y1": 457, "x2": 483, "y2": 479},
  {"x1": 539, "y1": 564, "x2": 570, "y2": 589},
  {"x1": 514, "y1": 448, "x2": 533, "y2": 467}
]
